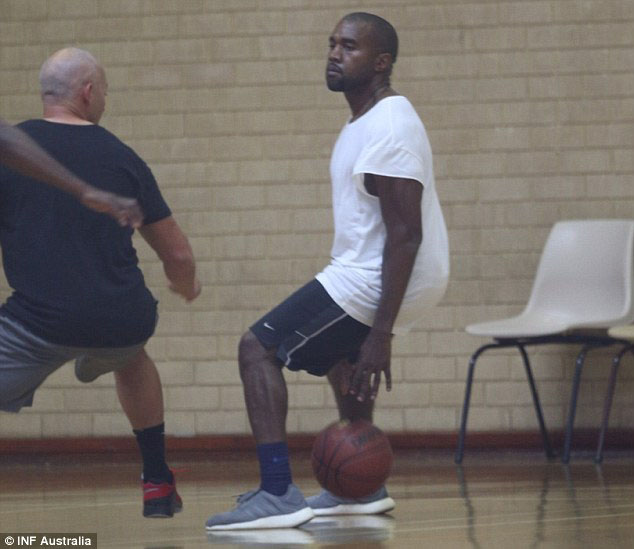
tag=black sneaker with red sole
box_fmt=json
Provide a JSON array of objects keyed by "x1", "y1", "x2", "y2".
[{"x1": 143, "y1": 475, "x2": 183, "y2": 518}]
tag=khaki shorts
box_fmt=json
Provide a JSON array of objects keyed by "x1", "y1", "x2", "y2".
[{"x1": 0, "y1": 314, "x2": 145, "y2": 412}]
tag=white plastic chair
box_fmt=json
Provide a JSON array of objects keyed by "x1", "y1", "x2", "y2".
[{"x1": 455, "y1": 220, "x2": 634, "y2": 464}]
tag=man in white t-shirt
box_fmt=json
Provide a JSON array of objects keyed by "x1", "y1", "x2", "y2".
[{"x1": 206, "y1": 12, "x2": 449, "y2": 531}]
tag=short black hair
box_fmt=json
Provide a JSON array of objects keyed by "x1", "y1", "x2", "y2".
[{"x1": 342, "y1": 12, "x2": 399, "y2": 63}]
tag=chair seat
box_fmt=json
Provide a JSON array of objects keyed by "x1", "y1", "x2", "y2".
[
  {"x1": 466, "y1": 313, "x2": 571, "y2": 338},
  {"x1": 608, "y1": 325, "x2": 634, "y2": 341},
  {"x1": 468, "y1": 313, "x2": 631, "y2": 339}
]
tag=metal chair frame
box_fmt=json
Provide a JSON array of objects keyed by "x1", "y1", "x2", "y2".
[
  {"x1": 594, "y1": 342, "x2": 634, "y2": 463},
  {"x1": 455, "y1": 334, "x2": 627, "y2": 465}
]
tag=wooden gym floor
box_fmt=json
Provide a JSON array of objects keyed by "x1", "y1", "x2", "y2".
[{"x1": 1, "y1": 449, "x2": 634, "y2": 548}]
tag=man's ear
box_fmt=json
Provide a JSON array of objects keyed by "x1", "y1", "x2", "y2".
[
  {"x1": 374, "y1": 52, "x2": 393, "y2": 74},
  {"x1": 80, "y1": 81, "x2": 93, "y2": 104}
]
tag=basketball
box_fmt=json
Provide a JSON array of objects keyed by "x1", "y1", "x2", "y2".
[{"x1": 311, "y1": 419, "x2": 393, "y2": 498}]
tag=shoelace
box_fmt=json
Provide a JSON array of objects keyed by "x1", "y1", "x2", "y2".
[{"x1": 235, "y1": 489, "x2": 260, "y2": 505}]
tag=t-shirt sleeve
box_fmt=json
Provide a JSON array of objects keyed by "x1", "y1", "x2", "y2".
[
  {"x1": 353, "y1": 144, "x2": 426, "y2": 189},
  {"x1": 352, "y1": 101, "x2": 429, "y2": 191},
  {"x1": 133, "y1": 158, "x2": 172, "y2": 225}
]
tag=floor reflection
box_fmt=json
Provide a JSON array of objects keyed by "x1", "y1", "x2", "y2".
[
  {"x1": 445, "y1": 454, "x2": 634, "y2": 549},
  {"x1": 206, "y1": 528, "x2": 315, "y2": 547},
  {"x1": 3, "y1": 450, "x2": 634, "y2": 548},
  {"x1": 456, "y1": 465, "x2": 483, "y2": 549},
  {"x1": 206, "y1": 515, "x2": 395, "y2": 546},
  {"x1": 301, "y1": 515, "x2": 395, "y2": 544}
]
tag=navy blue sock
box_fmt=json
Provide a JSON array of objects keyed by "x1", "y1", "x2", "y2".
[
  {"x1": 257, "y1": 441, "x2": 292, "y2": 496},
  {"x1": 133, "y1": 423, "x2": 171, "y2": 482}
]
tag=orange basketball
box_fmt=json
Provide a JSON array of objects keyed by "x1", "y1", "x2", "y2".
[{"x1": 311, "y1": 419, "x2": 393, "y2": 498}]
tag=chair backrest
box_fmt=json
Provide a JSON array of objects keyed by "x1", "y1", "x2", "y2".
[{"x1": 524, "y1": 219, "x2": 634, "y2": 328}]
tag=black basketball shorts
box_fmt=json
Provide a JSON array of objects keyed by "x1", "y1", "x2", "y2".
[{"x1": 249, "y1": 279, "x2": 371, "y2": 377}]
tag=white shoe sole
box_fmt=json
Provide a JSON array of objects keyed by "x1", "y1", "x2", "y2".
[
  {"x1": 206, "y1": 507, "x2": 315, "y2": 530},
  {"x1": 311, "y1": 497, "x2": 395, "y2": 516}
]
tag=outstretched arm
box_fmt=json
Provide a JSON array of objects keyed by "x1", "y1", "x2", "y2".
[
  {"x1": 0, "y1": 119, "x2": 143, "y2": 228},
  {"x1": 347, "y1": 174, "x2": 423, "y2": 402},
  {"x1": 138, "y1": 216, "x2": 202, "y2": 302}
]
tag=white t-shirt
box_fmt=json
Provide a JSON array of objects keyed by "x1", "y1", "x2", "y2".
[{"x1": 315, "y1": 96, "x2": 449, "y2": 333}]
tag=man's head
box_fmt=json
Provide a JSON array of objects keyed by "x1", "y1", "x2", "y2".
[
  {"x1": 39, "y1": 47, "x2": 107, "y2": 124},
  {"x1": 326, "y1": 12, "x2": 398, "y2": 93}
]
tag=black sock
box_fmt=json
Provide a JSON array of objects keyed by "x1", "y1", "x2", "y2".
[{"x1": 133, "y1": 423, "x2": 171, "y2": 482}]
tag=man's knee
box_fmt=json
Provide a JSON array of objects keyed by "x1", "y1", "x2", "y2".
[
  {"x1": 326, "y1": 359, "x2": 349, "y2": 382},
  {"x1": 112, "y1": 347, "x2": 150, "y2": 381},
  {"x1": 238, "y1": 330, "x2": 279, "y2": 377},
  {"x1": 125, "y1": 347, "x2": 149, "y2": 367},
  {"x1": 239, "y1": 331, "x2": 265, "y2": 366}
]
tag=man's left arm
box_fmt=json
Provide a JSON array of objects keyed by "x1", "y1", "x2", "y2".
[{"x1": 348, "y1": 173, "x2": 423, "y2": 402}]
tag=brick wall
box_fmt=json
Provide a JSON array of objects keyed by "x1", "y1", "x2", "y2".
[{"x1": 1, "y1": 0, "x2": 633, "y2": 440}]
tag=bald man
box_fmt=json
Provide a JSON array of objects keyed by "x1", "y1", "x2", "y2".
[
  {"x1": 0, "y1": 119, "x2": 142, "y2": 227},
  {"x1": 0, "y1": 48, "x2": 201, "y2": 518}
]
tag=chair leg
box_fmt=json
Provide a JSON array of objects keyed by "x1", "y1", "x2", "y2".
[
  {"x1": 562, "y1": 344, "x2": 593, "y2": 464},
  {"x1": 517, "y1": 344, "x2": 555, "y2": 459},
  {"x1": 455, "y1": 343, "x2": 500, "y2": 464},
  {"x1": 594, "y1": 344, "x2": 633, "y2": 464}
]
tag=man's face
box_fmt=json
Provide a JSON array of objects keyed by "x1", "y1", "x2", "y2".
[{"x1": 326, "y1": 19, "x2": 377, "y2": 92}]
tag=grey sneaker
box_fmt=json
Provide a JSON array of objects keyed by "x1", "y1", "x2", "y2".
[
  {"x1": 305, "y1": 486, "x2": 395, "y2": 516},
  {"x1": 205, "y1": 484, "x2": 315, "y2": 530}
]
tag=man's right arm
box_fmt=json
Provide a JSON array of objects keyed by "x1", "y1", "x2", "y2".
[{"x1": 138, "y1": 216, "x2": 201, "y2": 302}]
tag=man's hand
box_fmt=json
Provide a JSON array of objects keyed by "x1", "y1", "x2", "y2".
[
  {"x1": 169, "y1": 278, "x2": 202, "y2": 302},
  {"x1": 347, "y1": 330, "x2": 393, "y2": 402},
  {"x1": 80, "y1": 187, "x2": 144, "y2": 228}
]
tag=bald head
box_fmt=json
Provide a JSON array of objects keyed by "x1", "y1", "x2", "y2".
[
  {"x1": 39, "y1": 48, "x2": 101, "y2": 101},
  {"x1": 39, "y1": 48, "x2": 107, "y2": 124}
]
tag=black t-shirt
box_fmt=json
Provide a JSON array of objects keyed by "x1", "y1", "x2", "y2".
[{"x1": 0, "y1": 120, "x2": 171, "y2": 347}]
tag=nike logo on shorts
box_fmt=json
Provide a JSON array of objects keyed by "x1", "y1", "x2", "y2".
[{"x1": 263, "y1": 321, "x2": 275, "y2": 331}]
